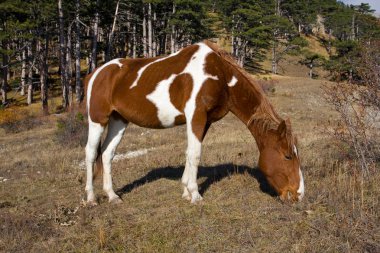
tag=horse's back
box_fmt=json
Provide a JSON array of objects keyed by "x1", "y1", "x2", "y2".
[{"x1": 87, "y1": 43, "x2": 229, "y2": 128}]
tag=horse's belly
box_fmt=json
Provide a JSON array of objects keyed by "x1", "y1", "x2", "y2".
[{"x1": 118, "y1": 99, "x2": 186, "y2": 129}]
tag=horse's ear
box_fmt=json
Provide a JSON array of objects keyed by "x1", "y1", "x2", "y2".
[{"x1": 277, "y1": 119, "x2": 291, "y2": 138}]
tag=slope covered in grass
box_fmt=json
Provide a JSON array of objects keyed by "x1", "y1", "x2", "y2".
[{"x1": 0, "y1": 76, "x2": 378, "y2": 252}]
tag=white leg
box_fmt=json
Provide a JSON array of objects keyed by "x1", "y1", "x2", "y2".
[
  {"x1": 182, "y1": 129, "x2": 203, "y2": 203},
  {"x1": 101, "y1": 116, "x2": 127, "y2": 203},
  {"x1": 181, "y1": 164, "x2": 191, "y2": 200},
  {"x1": 85, "y1": 121, "x2": 105, "y2": 204}
]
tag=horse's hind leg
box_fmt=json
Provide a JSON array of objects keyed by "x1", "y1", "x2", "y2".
[
  {"x1": 101, "y1": 114, "x2": 127, "y2": 204},
  {"x1": 85, "y1": 121, "x2": 105, "y2": 205}
]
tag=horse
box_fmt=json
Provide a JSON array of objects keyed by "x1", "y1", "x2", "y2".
[{"x1": 83, "y1": 40, "x2": 304, "y2": 205}]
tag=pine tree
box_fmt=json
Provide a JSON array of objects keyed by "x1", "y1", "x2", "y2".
[{"x1": 0, "y1": 0, "x2": 29, "y2": 105}]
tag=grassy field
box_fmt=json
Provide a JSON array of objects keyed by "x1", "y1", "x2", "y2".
[{"x1": 0, "y1": 76, "x2": 379, "y2": 252}]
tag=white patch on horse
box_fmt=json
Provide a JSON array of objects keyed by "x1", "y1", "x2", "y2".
[
  {"x1": 182, "y1": 43, "x2": 214, "y2": 123},
  {"x1": 297, "y1": 168, "x2": 305, "y2": 201},
  {"x1": 207, "y1": 74, "x2": 219, "y2": 81},
  {"x1": 130, "y1": 50, "x2": 181, "y2": 89},
  {"x1": 146, "y1": 43, "x2": 214, "y2": 128},
  {"x1": 227, "y1": 76, "x2": 238, "y2": 87},
  {"x1": 146, "y1": 74, "x2": 182, "y2": 127}
]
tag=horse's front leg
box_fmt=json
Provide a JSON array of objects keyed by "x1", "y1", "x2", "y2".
[
  {"x1": 182, "y1": 134, "x2": 203, "y2": 203},
  {"x1": 182, "y1": 112, "x2": 210, "y2": 203}
]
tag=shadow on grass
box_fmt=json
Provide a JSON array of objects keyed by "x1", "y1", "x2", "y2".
[{"x1": 116, "y1": 163, "x2": 276, "y2": 198}]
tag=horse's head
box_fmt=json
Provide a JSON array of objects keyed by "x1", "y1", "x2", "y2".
[{"x1": 258, "y1": 119, "x2": 304, "y2": 201}]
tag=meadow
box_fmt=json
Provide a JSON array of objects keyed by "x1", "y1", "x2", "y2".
[{"x1": 0, "y1": 75, "x2": 378, "y2": 252}]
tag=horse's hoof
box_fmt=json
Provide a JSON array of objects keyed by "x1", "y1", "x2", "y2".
[
  {"x1": 109, "y1": 197, "x2": 123, "y2": 205},
  {"x1": 86, "y1": 200, "x2": 98, "y2": 207},
  {"x1": 182, "y1": 192, "x2": 191, "y2": 201},
  {"x1": 190, "y1": 193, "x2": 203, "y2": 204}
]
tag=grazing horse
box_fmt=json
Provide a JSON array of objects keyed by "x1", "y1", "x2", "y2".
[{"x1": 84, "y1": 41, "x2": 304, "y2": 205}]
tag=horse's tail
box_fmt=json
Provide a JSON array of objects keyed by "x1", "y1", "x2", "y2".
[{"x1": 93, "y1": 142, "x2": 103, "y2": 180}]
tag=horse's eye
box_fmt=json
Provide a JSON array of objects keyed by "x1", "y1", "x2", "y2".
[{"x1": 285, "y1": 155, "x2": 292, "y2": 160}]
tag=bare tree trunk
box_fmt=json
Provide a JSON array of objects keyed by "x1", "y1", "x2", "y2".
[
  {"x1": 170, "y1": 3, "x2": 176, "y2": 54},
  {"x1": 0, "y1": 74, "x2": 4, "y2": 105},
  {"x1": 101, "y1": 51, "x2": 105, "y2": 62},
  {"x1": 1, "y1": 40, "x2": 9, "y2": 105},
  {"x1": 272, "y1": 3, "x2": 279, "y2": 75},
  {"x1": 160, "y1": 27, "x2": 166, "y2": 55},
  {"x1": 327, "y1": 29, "x2": 332, "y2": 54},
  {"x1": 272, "y1": 41, "x2": 277, "y2": 74},
  {"x1": 231, "y1": 16, "x2": 235, "y2": 56},
  {"x1": 106, "y1": 0, "x2": 120, "y2": 61},
  {"x1": 40, "y1": 31, "x2": 49, "y2": 114},
  {"x1": 90, "y1": 0, "x2": 99, "y2": 72},
  {"x1": 27, "y1": 41, "x2": 33, "y2": 105},
  {"x1": 132, "y1": 22, "x2": 137, "y2": 58},
  {"x1": 147, "y1": 3, "x2": 153, "y2": 57},
  {"x1": 276, "y1": 0, "x2": 282, "y2": 16},
  {"x1": 67, "y1": 23, "x2": 73, "y2": 84},
  {"x1": 126, "y1": 9, "x2": 131, "y2": 57},
  {"x1": 142, "y1": 4, "x2": 147, "y2": 57},
  {"x1": 75, "y1": 0, "x2": 82, "y2": 103},
  {"x1": 67, "y1": 22, "x2": 73, "y2": 107},
  {"x1": 58, "y1": 0, "x2": 69, "y2": 109},
  {"x1": 309, "y1": 63, "x2": 313, "y2": 78},
  {"x1": 120, "y1": 33, "x2": 127, "y2": 58},
  {"x1": 152, "y1": 10, "x2": 157, "y2": 57},
  {"x1": 351, "y1": 13, "x2": 356, "y2": 40},
  {"x1": 20, "y1": 47, "x2": 26, "y2": 95}
]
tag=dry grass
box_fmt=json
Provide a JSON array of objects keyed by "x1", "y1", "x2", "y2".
[
  {"x1": 260, "y1": 35, "x2": 330, "y2": 78},
  {"x1": 0, "y1": 76, "x2": 379, "y2": 252}
]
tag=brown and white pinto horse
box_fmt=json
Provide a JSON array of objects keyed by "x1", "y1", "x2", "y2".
[{"x1": 84, "y1": 41, "x2": 304, "y2": 205}]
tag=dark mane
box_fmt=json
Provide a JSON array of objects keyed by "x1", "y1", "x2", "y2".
[{"x1": 203, "y1": 40, "x2": 283, "y2": 134}]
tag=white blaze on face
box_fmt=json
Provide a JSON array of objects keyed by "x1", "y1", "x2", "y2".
[
  {"x1": 297, "y1": 168, "x2": 305, "y2": 201},
  {"x1": 293, "y1": 145, "x2": 304, "y2": 201},
  {"x1": 227, "y1": 76, "x2": 238, "y2": 87}
]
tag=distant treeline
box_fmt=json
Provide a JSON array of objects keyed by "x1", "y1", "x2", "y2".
[{"x1": 0, "y1": 0, "x2": 379, "y2": 112}]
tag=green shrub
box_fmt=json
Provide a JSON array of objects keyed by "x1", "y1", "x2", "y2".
[{"x1": 55, "y1": 112, "x2": 88, "y2": 147}]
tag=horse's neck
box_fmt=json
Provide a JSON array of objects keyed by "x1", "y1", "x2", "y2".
[
  {"x1": 227, "y1": 71, "x2": 265, "y2": 125},
  {"x1": 227, "y1": 71, "x2": 277, "y2": 150}
]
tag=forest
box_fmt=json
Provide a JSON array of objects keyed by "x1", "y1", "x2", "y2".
[{"x1": 0, "y1": 0, "x2": 379, "y2": 112}]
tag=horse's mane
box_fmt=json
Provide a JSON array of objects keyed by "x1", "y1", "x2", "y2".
[{"x1": 203, "y1": 40, "x2": 283, "y2": 135}]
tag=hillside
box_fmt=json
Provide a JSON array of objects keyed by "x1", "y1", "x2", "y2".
[{"x1": 1, "y1": 76, "x2": 378, "y2": 252}]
